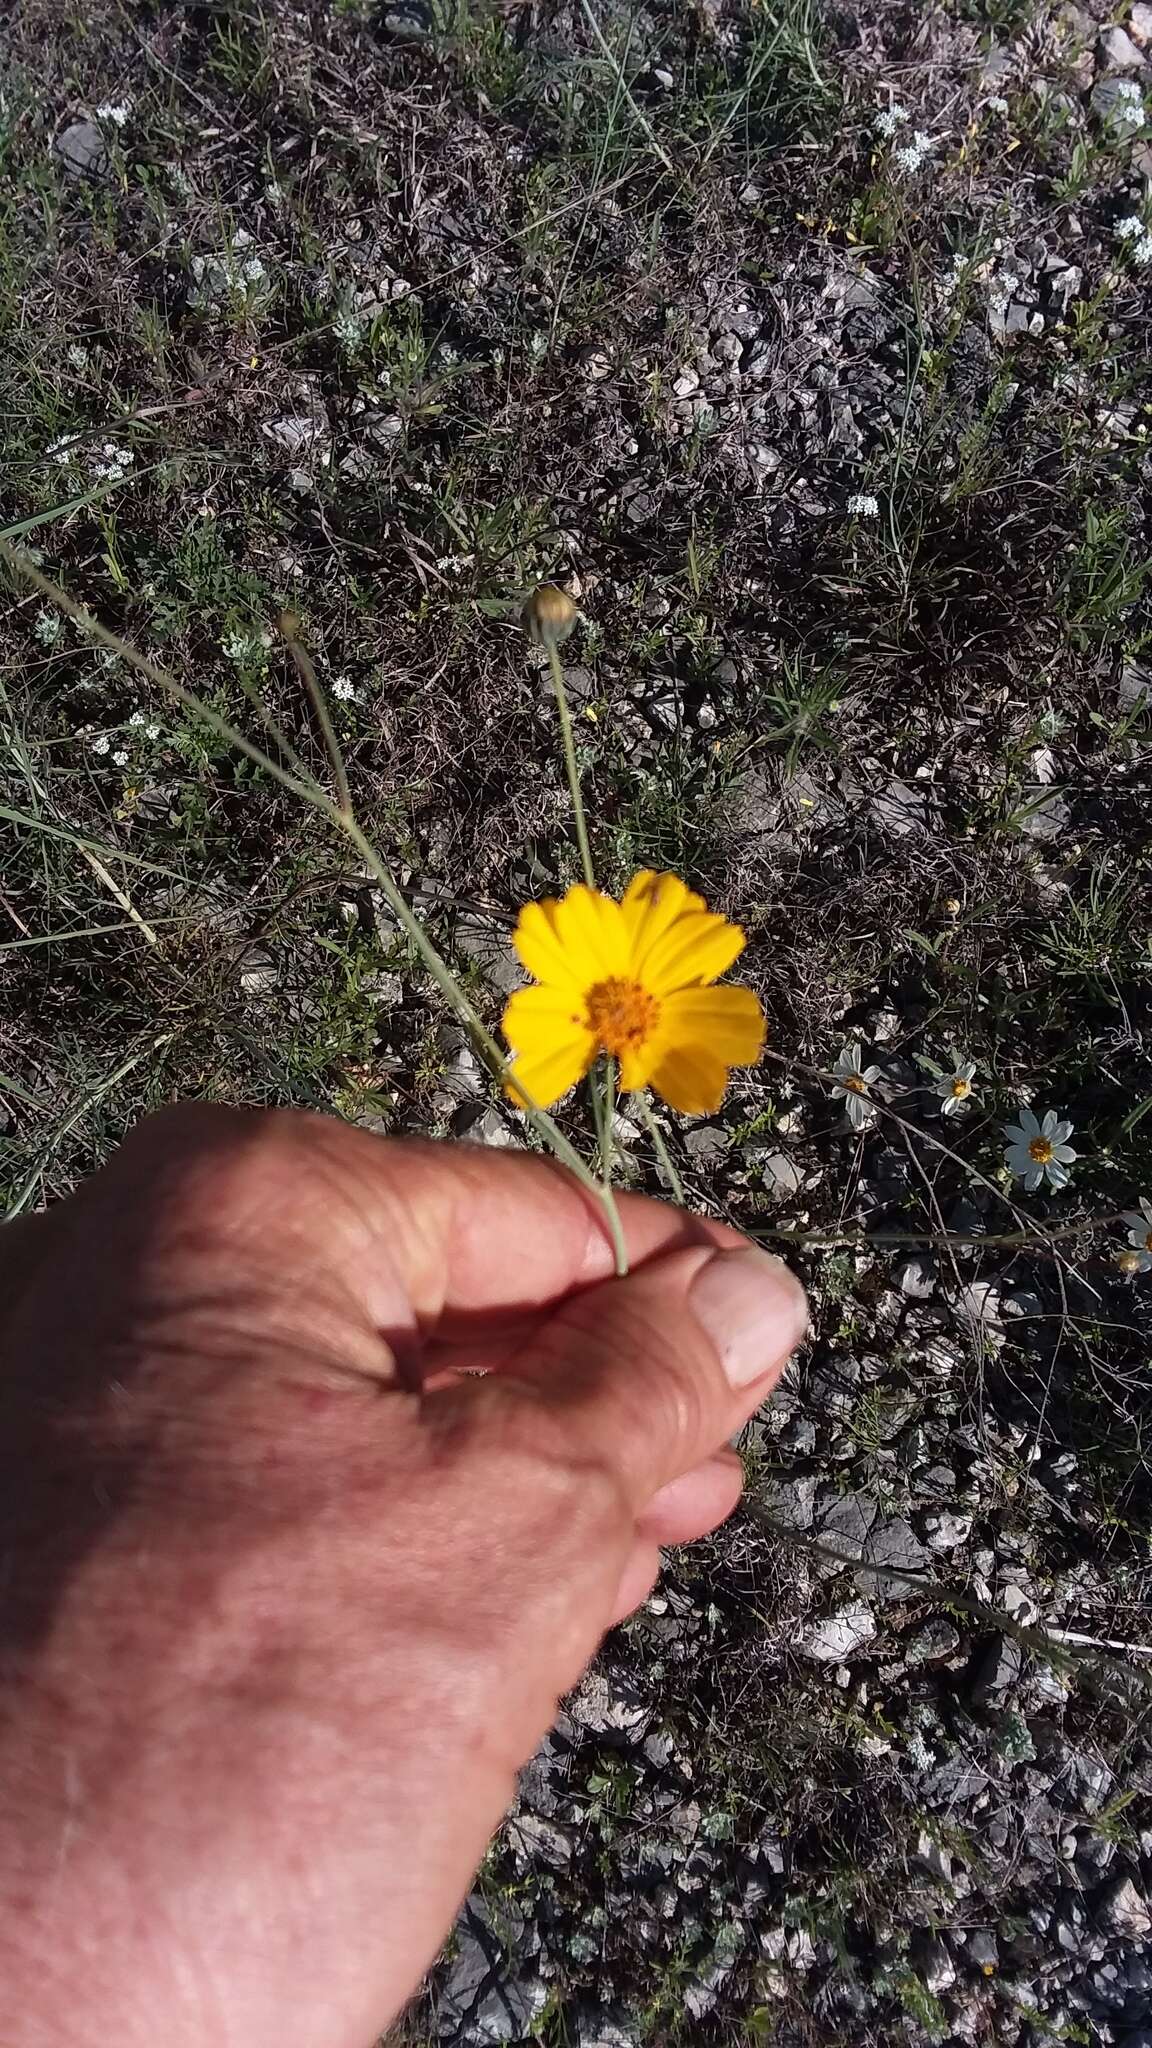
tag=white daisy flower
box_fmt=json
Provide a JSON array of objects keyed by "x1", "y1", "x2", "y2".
[
  {"x1": 831, "y1": 1042, "x2": 883, "y2": 1129},
  {"x1": 1121, "y1": 1196, "x2": 1152, "y2": 1261},
  {"x1": 937, "y1": 1060, "x2": 978, "y2": 1117},
  {"x1": 1002, "y1": 1107, "x2": 1077, "y2": 1191}
]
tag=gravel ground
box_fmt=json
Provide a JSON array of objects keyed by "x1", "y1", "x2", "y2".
[{"x1": 1, "y1": 0, "x2": 1151, "y2": 2042}]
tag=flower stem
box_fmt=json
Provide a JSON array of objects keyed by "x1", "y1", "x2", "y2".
[
  {"x1": 545, "y1": 638, "x2": 595, "y2": 891},
  {"x1": 585, "y1": 1059, "x2": 626, "y2": 1275},
  {"x1": 634, "y1": 1091, "x2": 685, "y2": 1205}
]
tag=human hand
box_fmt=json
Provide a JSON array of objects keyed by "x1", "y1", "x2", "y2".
[{"x1": 0, "y1": 1106, "x2": 806, "y2": 2048}]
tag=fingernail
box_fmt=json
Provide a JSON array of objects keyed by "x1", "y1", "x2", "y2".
[{"x1": 690, "y1": 1246, "x2": 808, "y2": 1389}]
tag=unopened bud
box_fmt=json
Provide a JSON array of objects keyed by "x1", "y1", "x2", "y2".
[{"x1": 525, "y1": 583, "x2": 578, "y2": 647}]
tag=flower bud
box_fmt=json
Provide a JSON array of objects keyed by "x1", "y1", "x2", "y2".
[{"x1": 525, "y1": 583, "x2": 577, "y2": 646}]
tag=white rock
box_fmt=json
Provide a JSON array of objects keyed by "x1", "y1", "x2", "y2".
[
  {"x1": 672, "y1": 368, "x2": 700, "y2": 398},
  {"x1": 1131, "y1": 2, "x2": 1152, "y2": 45},
  {"x1": 1100, "y1": 1876, "x2": 1151, "y2": 1937},
  {"x1": 1099, "y1": 23, "x2": 1146, "y2": 68},
  {"x1": 800, "y1": 1601, "x2": 877, "y2": 1662}
]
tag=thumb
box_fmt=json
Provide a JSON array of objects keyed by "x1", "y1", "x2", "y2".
[{"x1": 507, "y1": 1242, "x2": 808, "y2": 1509}]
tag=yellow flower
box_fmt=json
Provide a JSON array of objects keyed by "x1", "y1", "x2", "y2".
[{"x1": 502, "y1": 871, "x2": 765, "y2": 1115}]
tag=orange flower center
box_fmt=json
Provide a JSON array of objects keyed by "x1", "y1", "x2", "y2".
[
  {"x1": 1144, "y1": 1229, "x2": 1152, "y2": 1253},
  {"x1": 951, "y1": 1076, "x2": 971, "y2": 1098},
  {"x1": 1028, "y1": 1136, "x2": 1054, "y2": 1164},
  {"x1": 845, "y1": 1073, "x2": 868, "y2": 1094},
  {"x1": 585, "y1": 976, "x2": 660, "y2": 1056}
]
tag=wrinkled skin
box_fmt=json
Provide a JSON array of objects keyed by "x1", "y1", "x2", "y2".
[{"x1": 0, "y1": 1107, "x2": 806, "y2": 2048}]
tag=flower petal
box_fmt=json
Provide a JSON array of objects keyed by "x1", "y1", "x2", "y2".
[
  {"x1": 1046, "y1": 1162, "x2": 1070, "y2": 1188},
  {"x1": 512, "y1": 899, "x2": 582, "y2": 991},
  {"x1": 503, "y1": 983, "x2": 589, "y2": 1052},
  {"x1": 661, "y1": 985, "x2": 766, "y2": 1066},
  {"x1": 1002, "y1": 1124, "x2": 1030, "y2": 1148},
  {"x1": 1050, "y1": 1120, "x2": 1074, "y2": 1145},
  {"x1": 620, "y1": 871, "x2": 706, "y2": 967},
  {"x1": 505, "y1": 1029, "x2": 595, "y2": 1110},
  {"x1": 1015, "y1": 1107, "x2": 1040, "y2": 1138},
  {"x1": 648, "y1": 1045, "x2": 730, "y2": 1116},
  {"x1": 552, "y1": 884, "x2": 628, "y2": 980},
  {"x1": 643, "y1": 912, "x2": 746, "y2": 994}
]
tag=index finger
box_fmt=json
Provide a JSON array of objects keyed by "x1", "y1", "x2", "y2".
[{"x1": 91, "y1": 1106, "x2": 745, "y2": 1338}]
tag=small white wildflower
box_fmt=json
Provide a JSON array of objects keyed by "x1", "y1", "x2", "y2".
[
  {"x1": 1112, "y1": 80, "x2": 1146, "y2": 127},
  {"x1": 90, "y1": 733, "x2": 111, "y2": 756},
  {"x1": 145, "y1": 723, "x2": 161, "y2": 741},
  {"x1": 331, "y1": 676, "x2": 358, "y2": 703},
  {"x1": 95, "y1": 100, "x2": 131, "y2": 128},
  {"x1": 1122, "y1": 1196, "x2": 1152, "y2": 1259},
  {"x1": 831, "y1": 1042, "x2": 883, "y2": 1129},
  {"x1": 986, "y1": 95, "x2": 1009, "y2": 115},
  {"x1": 1134, "y1": 234, "x2": 1152, "y2": 265},
  {"x1": 128, "y1": 710, "x2": 147, "y2": 727},
  {"x1": 34, "y1": 608, "x2": 63, "y2": 647},
  {"x1": 874, "y1": 105, "x2": 909, "y2": 139},
  {"x1": 846, "y1": 492, "x2": 880, "y2": 518},
  {"x1": 937, "y1": 1060, "x2": 978, "y2": 1117},
  {"x1": 113, "y1": 749, "x2": 130, "y2": 768},
  {"x1": 894, "y1": 130, "x2": 936, "y2": 173},
  {"x1": 1116, "y1": 215, "x2": 1145, "y2": 241},
  {"x1": 1002, "y1": 1108, "x2": 1077, "y2": 1192},
  {"x1": 66, "y1": 343, "x2": 90, "y2": 371}
]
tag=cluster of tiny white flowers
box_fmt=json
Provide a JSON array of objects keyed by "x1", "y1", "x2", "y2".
[
  {"x1": 189, "y1": 232, "x2": 268, "y2": 307},
  {"x1": 331, "y1": 676, "x2": 358, "y2": 703},
  {"x1": 874, "y1": 104, "x2": 908, "y2": 139},
  {"x1": 128, "y1": 711, "x2": 162, "y2": 739},
  {"x1": 47, "y1": 435, "x2": 133, "y2": 482},
  {"x1": 95, "y1": 100, "x2": 131, "y2": 127},
  {"x1": 1116, "y1": 214, "x2": 1152, "y2": 264},
  {"x1": 989, "y1": 269, "x2": 1020, "y2": 317},
  {"x1": 92, "y1": 442, "x2": 134, "y2": 482},
  {"x1": 894, "y1": 129, "x2": 936, "y2": 173},
  {"x1": 846, "y1": 492, "x2": 880, "y2": 518},
  {"x1": 1112, "y1": 79, "x2": 1146, "y2": 128},
  {"x1": 937, "y1": 251, "x2": 972, "y2": 309},
  {"x1": 985, "y1": 95, "x2": 1010, "y2": 115},
  {"x1": 66, "y1": 342, "x2": 90, "y2": 371},
  {"x1": 90, "y1": 732, "x2": 111, "y2": 756},
  {"x1": 34, "y1": 608, "x2": 63, "y2": 647},
  {"x1": 435, "y1": 551, "x2": 476, "y2": 572}
]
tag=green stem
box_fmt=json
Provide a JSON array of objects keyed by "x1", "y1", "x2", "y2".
[
  {"x1": 634, "y1": 1091, "x2": 685, "y2": 1204},
  {"x1": 546, "y1": 639, "x2": 595, "y2": 891},
  {"x1": 600, "y1": 1057, "x2": 616, "y2": 1189}
]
